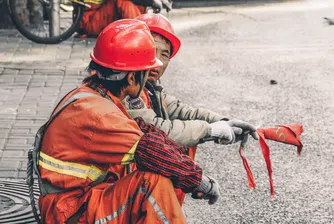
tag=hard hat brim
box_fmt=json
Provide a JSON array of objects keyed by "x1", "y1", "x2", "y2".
[
  {"x1": 149, "y1": 26, "x2": 181, "y2": 59},
  {"x1": 90, "y1": 53, "x2": 163, "y2": 71}
]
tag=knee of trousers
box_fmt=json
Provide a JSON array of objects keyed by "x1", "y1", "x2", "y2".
[{"x1": 135, "y1": 170, "x2": 174, "y2": 190}]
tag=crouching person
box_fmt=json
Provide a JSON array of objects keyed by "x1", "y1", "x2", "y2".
[{"x1": 33, "y1": 19, "x2": 219, "y2": 224}]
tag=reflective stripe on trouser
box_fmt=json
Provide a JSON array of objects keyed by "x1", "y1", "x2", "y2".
[
  {"x1": 174, "y1": 146, "x2": 197, "y2": 206},
  {"x1": 87, "y1": 170, "x2": 186, "y2": 224}
]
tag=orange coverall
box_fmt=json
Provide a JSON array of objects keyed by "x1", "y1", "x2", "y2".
[{"x1": 38, "y1": 84, "x2": 189, "y2": 224}]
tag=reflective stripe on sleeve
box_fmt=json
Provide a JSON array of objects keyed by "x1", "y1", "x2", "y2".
[
  {"x1": 39, "y1": 152, "x2": 105, "y2": 181},
  {"x1": 121, "y1": 140, "x2": 139, "y2": 165}
]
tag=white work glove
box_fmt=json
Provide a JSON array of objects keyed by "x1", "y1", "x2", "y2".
[
  {"x1": 152, "y1": 0, "x2": 163, "y2": 13},
  {"x1": 227, "y1": 119, "x2": 258, "y2": 142},
  {"x1": 209, "y1": 120, "x2": 235, "y2": 144},
  {"x1": 192, "y1": 175, "x2": 220, "y2": 205},
  {"x1": 209, "y1": 119, "x2": 258, "y2": 145}
]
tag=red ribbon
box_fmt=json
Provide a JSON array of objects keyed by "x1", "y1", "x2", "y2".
[{"x1": 240, "y1": 123, "x2": 303, "y2": 196}]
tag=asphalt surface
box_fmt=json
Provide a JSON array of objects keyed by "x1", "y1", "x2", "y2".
[
  {"x1": 169, "y1": 0, "x2": 334, "y2": 223},
  {"x1": 0, "y1": 0, "x2": 334, "y2": 223}
]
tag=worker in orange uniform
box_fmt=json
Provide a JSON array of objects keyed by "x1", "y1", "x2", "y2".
[
  {"x1": 122, "y1": 14, "x2": 259, "y2": 205},
  {"x1": 78, "y1": 0, "x2": 170, "y2": 37},
  {"x1": 33, "y1": 19, "x2": 220, "y2": 224}
]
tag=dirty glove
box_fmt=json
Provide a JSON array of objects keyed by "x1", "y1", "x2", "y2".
[
  {"x1": 209, "y1": 120, "x2": 258, "y2": 144},
  {"x1": 192, "y1": 175, "x2": 220, "y2": 205},
  {"x1": 227, "y1": 119, "x2": 258, "y2": 143},
  {"x1": 152, "y1": 0, "x2": 163, "y2": 13},
  {"x1": 209, "y1": 120, "x2": 235, "y2": 144}
]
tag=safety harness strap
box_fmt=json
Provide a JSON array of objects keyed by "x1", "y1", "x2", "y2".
[{"x1": 27, "y1": 89, "x2": 103, "y2": 223}]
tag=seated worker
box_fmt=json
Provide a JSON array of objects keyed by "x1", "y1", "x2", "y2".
[
  {"x1": 123, "y1": 14, "x2": 259, "y2": 205},
  {"x1": 34, "y1": 19, "x2": 220, "y2": 224}
]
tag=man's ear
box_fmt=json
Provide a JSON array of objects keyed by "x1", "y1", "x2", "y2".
[{"x1": 127, "y1": 72, "x2": 135, "y2": 85}]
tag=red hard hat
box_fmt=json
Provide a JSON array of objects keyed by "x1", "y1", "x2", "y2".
[
  {"x1": 136, "y1": 14, "x2": 181, "y2": 59},
  {"x1": 90, "y1": 19, "x2": 162, "y2": 71}
]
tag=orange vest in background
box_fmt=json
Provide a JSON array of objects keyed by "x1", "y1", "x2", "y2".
[{"x1": 78, "y1": 0, "x2": 146, "y2": 37}]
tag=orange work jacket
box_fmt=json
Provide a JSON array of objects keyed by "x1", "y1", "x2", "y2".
[{"x1": 38, "y1": 83, "x2": 143, "y2": 223}]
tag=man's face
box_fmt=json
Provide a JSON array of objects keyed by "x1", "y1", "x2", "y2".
[{"x1": 148, "y1": 33, "x2": 171, "y2": 83}]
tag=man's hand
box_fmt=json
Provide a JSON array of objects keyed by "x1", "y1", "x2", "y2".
[
  {"x1": 227, "y1": 119, "x2": 258, "y2": 143},
  {"x1": 192, "y1": 175, "x2": 220, "y2": 205},
  {"x1": 209, "y1": 120, "x2": 258, "y2": 145},
  {"x1": 209, "y1": 120, "x2": 235, "y2": 144}
]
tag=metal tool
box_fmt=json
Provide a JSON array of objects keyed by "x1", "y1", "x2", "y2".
[{"x1": 199, "y1": 130, "x2": 252, "y2": 144}]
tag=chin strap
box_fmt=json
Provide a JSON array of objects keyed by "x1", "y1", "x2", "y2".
[{"x1": 135, "y1": 71, "x2": 145, "y2": 98}]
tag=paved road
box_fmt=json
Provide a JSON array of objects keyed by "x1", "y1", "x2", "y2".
[
  {"x1": 174, "y1": 1, "x2": 334, "y2": 223},
  {"x1": 0, "y1": 0, "x2": 334, "y2": 223}
]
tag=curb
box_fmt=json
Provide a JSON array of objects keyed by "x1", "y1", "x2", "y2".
[
  {"x1": 172, "y1": 0, "x2": 282, "y2": 8},
  {"x1": 160, "y1": 0, "x2": 293, "y2": 19}
]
